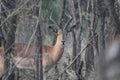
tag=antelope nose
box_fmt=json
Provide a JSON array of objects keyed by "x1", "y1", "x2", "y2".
[{"x1": 61, "y1": 40, "x2": 65, "y2": 45}]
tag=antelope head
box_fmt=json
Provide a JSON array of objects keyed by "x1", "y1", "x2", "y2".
[{"x1": 49, "y1": 10, "x2": 76, "y2": 46}]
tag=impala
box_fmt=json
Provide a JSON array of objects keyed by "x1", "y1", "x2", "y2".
[{"x1": 0, "y1": 10, "x2": 75, "y2": 79}]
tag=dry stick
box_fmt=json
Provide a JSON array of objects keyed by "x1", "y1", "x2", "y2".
[
  {"x1": 65, "y1": 45, "x2": 88, "y2": 70},
  {"x1": 14, "y1": 16, "x2": 39, "y2": 68},
  {"x1": 24, "y1": 17, "x2": 39, "y2": 56},
  {"x1": 59, "y1": 34, "x2": 98, "y2": 79},
  {"x1": 3, "y1": 16, "x2": 39, "y2": 80}
]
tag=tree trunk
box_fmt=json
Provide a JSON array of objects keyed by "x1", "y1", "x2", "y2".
[
  {"x1": 34, "y1": 0, "x2": 43, "y2": 80},
  {"x1": 97, "y1": 0, "x2": 106, "y2": 80},
  {"x1": 71, "y1": 0, "x2": 83, "y2": 80},
  {"x1": 1, "y1": 0, "x2": 17, "y2": 80}
]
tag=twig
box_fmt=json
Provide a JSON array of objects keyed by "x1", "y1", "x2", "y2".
[{"x1": 65, "y1": 45, "x2": 88, "y2": 70}]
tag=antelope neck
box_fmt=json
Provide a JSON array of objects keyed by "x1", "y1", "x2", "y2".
[
  {"x1": 52, "y1": 43, "x2": 64, "y2": 62},
  {"x1": 54, "y1": 34, "x2": 64, "y2": 46}
]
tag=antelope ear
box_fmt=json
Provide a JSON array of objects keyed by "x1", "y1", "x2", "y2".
[
  {"x1": 67, "y1": 24, "x2": 76, "y2": 33},
  {"x1": 48, "y1": 25, "x2": 57, "y2": 33}
]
